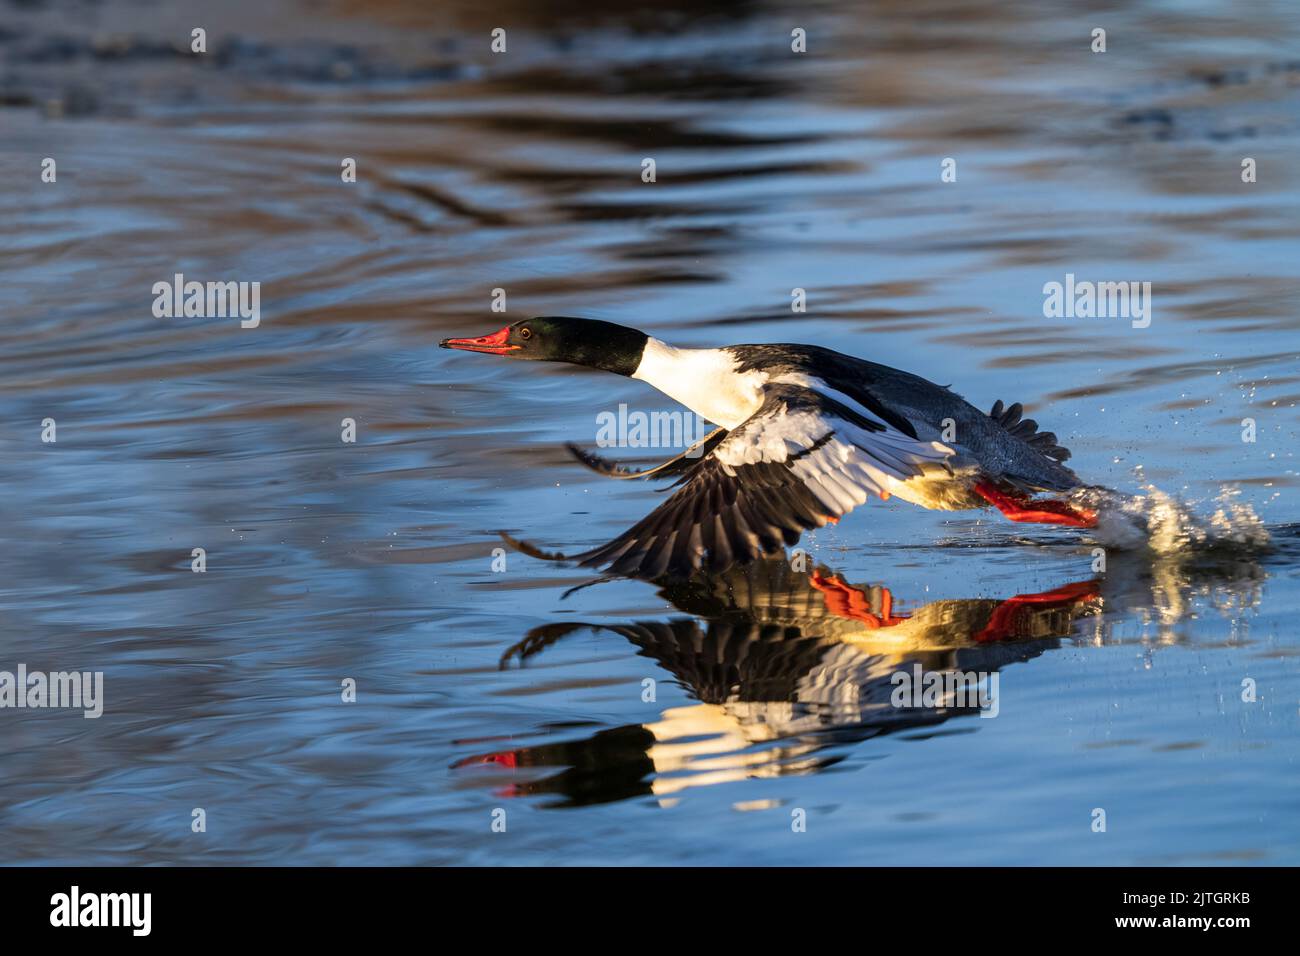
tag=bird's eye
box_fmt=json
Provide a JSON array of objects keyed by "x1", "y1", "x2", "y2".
[{"x1": 519, "y1": 328, "x2": 532, "y2": 340}]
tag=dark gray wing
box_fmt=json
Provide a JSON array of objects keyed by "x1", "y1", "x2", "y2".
[{"x1": 988, "y1": 400, "x2": 1072, "y2": 463}]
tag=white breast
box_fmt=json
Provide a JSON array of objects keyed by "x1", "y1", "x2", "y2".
[{"x1": 631, "y1": 338, "x2": 767, "y2": 429}]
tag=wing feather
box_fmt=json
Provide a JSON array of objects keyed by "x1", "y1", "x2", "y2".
[{"x1": 573, "y1": 384, "x2": 954, "y2": 577}]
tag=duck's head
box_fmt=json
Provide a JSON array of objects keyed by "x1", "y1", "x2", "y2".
[{"x1": 440, "y1": 316, "x2": 649, "y2": 376}]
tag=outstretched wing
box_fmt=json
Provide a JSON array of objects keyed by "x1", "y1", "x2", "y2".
[{"x1": 573, "y1": 384, "x2": 955, "y2": 578}]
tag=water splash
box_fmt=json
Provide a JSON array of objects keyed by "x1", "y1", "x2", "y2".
[{"x1": 1077, "y1": 485, "x2": 1270, "y2": 554}]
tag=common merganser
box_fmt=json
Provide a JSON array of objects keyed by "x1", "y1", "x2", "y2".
[{"x1": 441, "y1": 317, "x2": 1098, "y2": 577}]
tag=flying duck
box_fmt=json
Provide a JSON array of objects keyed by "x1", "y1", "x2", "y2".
[{"x1": 441, "y1": 317, "x2": 1098, "y2": 578}]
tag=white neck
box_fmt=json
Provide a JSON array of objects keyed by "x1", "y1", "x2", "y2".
[{"x1": 631, "y1": 338, "x2": 766, "y2": 429}]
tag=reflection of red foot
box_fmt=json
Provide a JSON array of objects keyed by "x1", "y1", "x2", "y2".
[
  {"x1": 810, "y1": 572, "x2": 909, "y2": 628},
  {"x1": 973, "y1": 481, "x2": 1097, "y2": 528},
  {"x1": 452, "y1": 750, "x2": 518, "y2": 769},
  {"x1": 975, "y1": 580, "x2": 1101, "y2": 643}
]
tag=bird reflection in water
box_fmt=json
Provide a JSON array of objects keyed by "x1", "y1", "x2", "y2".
[{"x1": 452, "y1": 557, "x2": 1105, "y2": 806}]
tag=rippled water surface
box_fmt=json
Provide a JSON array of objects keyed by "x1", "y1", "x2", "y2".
[{"x1": 2, "y1": 0, "x2": 1299, "y2": 865}]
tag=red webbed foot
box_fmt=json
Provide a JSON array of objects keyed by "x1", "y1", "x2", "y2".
[{"x1": 972, "y1": 481, "x2": 1097, "y2": 528}]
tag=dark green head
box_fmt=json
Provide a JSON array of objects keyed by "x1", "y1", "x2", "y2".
[{"x1": 440, "y1": 316, "x2": 649, "y2": 376}]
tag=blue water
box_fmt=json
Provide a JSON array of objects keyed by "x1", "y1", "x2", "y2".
[{"x1": 1, "y1": 0, "x2": 1297, "y2": 864}]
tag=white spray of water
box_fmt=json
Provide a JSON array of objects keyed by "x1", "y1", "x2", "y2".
[{"x1": 1075, "y1": 485, "x2": 1270, "y2": 554}]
